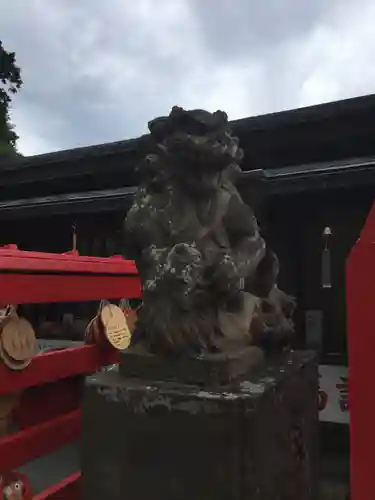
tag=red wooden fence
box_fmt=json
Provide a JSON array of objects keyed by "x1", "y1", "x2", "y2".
[{"x1": 0, "y1": 247, "x2": 141, "y2": 500}]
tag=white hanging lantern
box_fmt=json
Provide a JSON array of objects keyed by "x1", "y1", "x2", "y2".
[{"x1": 321, "y1": 226, "x2": 332, "y2": 289}]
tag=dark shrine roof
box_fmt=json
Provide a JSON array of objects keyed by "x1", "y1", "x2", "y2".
[
  {"x1": 2, "y1": 92, "x2": 375, "y2": 173},
  {"x1": 0, "y1": 155, "x2": 374, "y2": 219},
  {"x1": 0, "y1": 93, "x2": 375, "y2": 217}
]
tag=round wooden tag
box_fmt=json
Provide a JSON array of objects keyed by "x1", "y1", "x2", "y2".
[
  {"x1": 1, "y1": 316, "x2": 37, "y2": 363},
  {"x1": 1, "y1": 472, "x2": 33, "y2": 500},
  {"x1": 0, "y1": 305, "x2": 16, "y2": 328},
  {"x1": 100, "y1": 304, "x2": 131, "y2": 350},
  {"x1": 0, "y1": 340, "x2": 31, "y2": 371},
  {"x1": 2, "y1": 479, "x2": 24, "y2": 500}
]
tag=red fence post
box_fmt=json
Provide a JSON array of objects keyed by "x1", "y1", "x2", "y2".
[{"x1": 347, "y1": 201, "x2": 375, "y2": 500}]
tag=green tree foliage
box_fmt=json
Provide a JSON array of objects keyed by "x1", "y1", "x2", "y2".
[{"x1": 0, "y1": 40, "x2": 23, "y2": 157}]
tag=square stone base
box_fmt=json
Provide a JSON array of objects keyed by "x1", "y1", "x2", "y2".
[
  {"x1": 82, "y1": 350, "x2": 318, "y2": 500},
  {"x1": 120, "y1": 344, "x2": 264, "y2": 385}
]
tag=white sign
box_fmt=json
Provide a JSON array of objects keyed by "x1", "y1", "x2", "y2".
[{"x1": 318, "y1": 364, "x2": 349, "y2": 425}]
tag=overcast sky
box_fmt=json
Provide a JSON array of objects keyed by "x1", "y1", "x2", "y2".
[{"x1": 1, "y1": 0, "x2": 375, "y2": 156}]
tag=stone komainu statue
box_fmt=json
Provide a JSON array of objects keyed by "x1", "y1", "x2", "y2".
[{"x1": 125, "y1": 106, "x2": 295, "y2": 356}]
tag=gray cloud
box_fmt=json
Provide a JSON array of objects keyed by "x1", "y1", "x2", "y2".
[
  {"x1": 1, "y1": 0, "x2": 375, "y2": 156},
  {"x1": 189, "y1": 0, "x2": 329, "y2": 60}
]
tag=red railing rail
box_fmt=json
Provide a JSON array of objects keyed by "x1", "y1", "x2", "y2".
[
  {"x1": 0, "y1": 346, "x2": 118, "y2": 499},
  {"x1": 0, "y1": 248, "x2": 141, "y2": 500}
]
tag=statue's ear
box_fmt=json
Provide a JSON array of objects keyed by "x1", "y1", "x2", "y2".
[
  {"x1": 213, "y1": 110, "x2": 228, "y2": 123},
  {"x1": 148, "y1": 116, "x2": 171, "y2": 142},
  {"x1": 171, "y1": 106, "x2": 184, "y2": 114}
]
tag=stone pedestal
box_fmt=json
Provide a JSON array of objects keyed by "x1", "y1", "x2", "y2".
[{"x1": 82, "y1": 350, "x2": 318, "y2": 500}]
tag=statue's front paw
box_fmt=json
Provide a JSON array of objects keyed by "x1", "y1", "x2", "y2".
[{"x1": 209, "y1": 255, "x2": 242, "y2": 294}]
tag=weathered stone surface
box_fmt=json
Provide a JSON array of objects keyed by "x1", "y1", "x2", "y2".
[
  {"x1": 82, "y1": 350, "x2": 318, "y2": 500},
  {"x1": 124, "y1": 106, "x2": 295, "y2": 358},
  {"x1": 119, "y1": 343, "x2": 264, "y2": 385}
]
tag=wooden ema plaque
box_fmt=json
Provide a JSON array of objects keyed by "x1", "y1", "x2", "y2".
[
  {"x1": 0, "y1": 312, "x2": 37, "y2": 371},
  {"x1": 0, "y1": 471, "x2": 33, "y2": 500},
  {"x1": 101, "y1": 304, "x2": 131, "y2": 350},
  {"x1": 85, "y1": 303, "x2": 133, "y2": 350}
]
